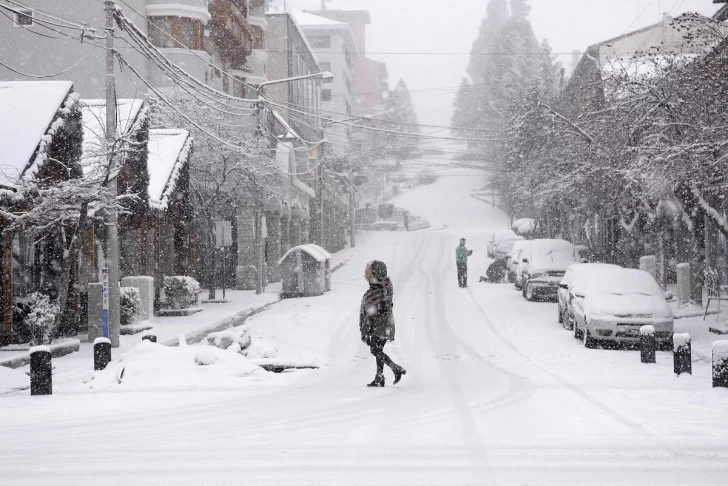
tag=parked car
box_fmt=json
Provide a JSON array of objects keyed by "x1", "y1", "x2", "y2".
[
  {"x1": 572, "y1": 268, "x2": 674, "y2": 349},
  {"x1": 557, "y1": 263, "x2": 621, "y2": 329},
  {"x1": 487, "y1": 230, "x2": 524, "y2": 260},
  {"x1": 507, "y1": 240, "x2": 529, "y2": 285},
  {"x1": 517, "y1": 239, "x2": 580, "y2": 301}
]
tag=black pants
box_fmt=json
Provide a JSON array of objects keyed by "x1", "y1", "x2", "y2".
[
  {"x1": 369, "y1": 337, "x2": 397, "y2": 375},
  {"x1": 457, "y1": 262, "x2": 468, "y2": 287}
]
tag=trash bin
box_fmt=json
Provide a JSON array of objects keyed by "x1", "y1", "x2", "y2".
[{"x1": 278, "y1": 244, "x2": 333, "y2": 297}]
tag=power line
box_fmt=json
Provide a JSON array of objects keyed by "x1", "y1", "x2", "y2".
[{"x1": 0, "y1": 44, "x2": 96, "y2": 78}]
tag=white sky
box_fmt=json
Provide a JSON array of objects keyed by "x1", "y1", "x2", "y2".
[{"x1": 279, "y1": 0, "x2": 723, "y2": 128}]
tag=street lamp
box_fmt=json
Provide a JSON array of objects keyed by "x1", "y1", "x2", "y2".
[{"x1": 256, "y1": 71, "x2": 333, "y2": 95}]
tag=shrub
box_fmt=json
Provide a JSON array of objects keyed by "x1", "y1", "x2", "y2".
[
  {"x1": 163, "y1": 276, "x2": 201, "y2": 309},
  {"x1": 120, "y1": 286, "x2": 143, "y2": 326},
  {"x1": 26, "y1": 292, "x2": 59, "y2": 346}
]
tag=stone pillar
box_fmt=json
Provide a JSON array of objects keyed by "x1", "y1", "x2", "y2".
[
  {"x1": 640, "y1": 255, "x2": 657, "y2": 280},
  {"x1": 280, "y1": 205, "x2": 291, "y2": 255},
  {"x1": 236, "y1": 198, "x2": 257, "y2": 290},
  {"x1": 291, "y1": 205, "x2": 302, "y2": 248},
  {"x1": 677, "y1": 263, "x2": 690, "y2": 306},
  {"x1": 265, "y1": 199, "x2": 282, "y2": 283}
]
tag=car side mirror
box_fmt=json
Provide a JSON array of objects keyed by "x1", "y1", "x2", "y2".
[
  {"x1": 575, "y1": 292, "x2": 585, "y2": 299},
  {"x1": 522, "y1": 258, "x2": 529, "y2": 263},
  {"x1": 664, "y1": 291, "x2": 674, "y2": 301}
]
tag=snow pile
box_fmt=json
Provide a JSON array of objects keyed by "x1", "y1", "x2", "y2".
[
  {"x1": 207, "y1": 330, "x2": 252, "y2": 352},
  {"x1": 88, "y1": 340, "x2": 266, "y2": 391},
  {"x1": 640, "y1": 325, "x2": 655, "y2": 335},
  {"x1": 713, "y1": 341, "x2": 728, "y2": 361},
  {"x1": 673, "y1": 333, "x2": 691, "y2": 351}
]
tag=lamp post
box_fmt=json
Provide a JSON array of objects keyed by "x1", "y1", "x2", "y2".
[{"x1": 252, "y1": 71, "x2": 333, "y2": 290}]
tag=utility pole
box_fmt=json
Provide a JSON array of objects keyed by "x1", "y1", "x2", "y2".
[
  {"x1": 104, "y1": 0, "x2": 120, "y2": 347},
  {"x1": 349, "y1": 171, "x2": 356, "y2": 248}
]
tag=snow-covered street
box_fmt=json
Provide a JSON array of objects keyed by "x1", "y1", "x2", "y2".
[{"x1": 1, "y1": 163, "x2": 727, "y2": 485}]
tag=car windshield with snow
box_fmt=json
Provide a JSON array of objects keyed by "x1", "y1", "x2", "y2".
[{"x1": 518, "y1": 239, "x2": 579, "y2": 301}]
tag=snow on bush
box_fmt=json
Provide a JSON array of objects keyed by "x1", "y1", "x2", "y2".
[
  {"x1": 86, "y1": 340, "x2": 266, "y2": 392},
  {"x1": 163, "y1": 276, "x2": 201, "y2": 309},
  {"x1": 26, "y1": 292, "x2": 59, "y2": 346},
  {"x1": 512, "y1": 218, "x2": 537, "y2": 236},
  {"x1": 120, "y1": 286, "x2": 143, "y2": 326}
]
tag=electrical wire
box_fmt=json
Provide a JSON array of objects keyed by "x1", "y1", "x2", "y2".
[{"x1": 0, "y1": 44, "x2": 96, "y2": 78}]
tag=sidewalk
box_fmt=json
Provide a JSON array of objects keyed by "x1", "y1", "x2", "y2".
[{"x1": 0, "y1": 245, "x2": 364, "y2": 394}]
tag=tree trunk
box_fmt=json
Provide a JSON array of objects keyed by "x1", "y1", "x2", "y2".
[{"x1": 56, "y1": 203, "x2": 87, "y2": 339}]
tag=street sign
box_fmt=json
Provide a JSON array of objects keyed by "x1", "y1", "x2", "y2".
[
  {"x1": 102, "y1": 268, "x2": 109, "y2": 338},
  {"x1": 215, "y1": 220, "x2": 232, "y2": 248}
]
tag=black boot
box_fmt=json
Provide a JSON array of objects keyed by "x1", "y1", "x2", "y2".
[
  {"x1": 367, "y1": 373, "x2": 385, "y2": 387},
  {"x1": 393, "y1": 366, "x2": 407, "y2": 385}
]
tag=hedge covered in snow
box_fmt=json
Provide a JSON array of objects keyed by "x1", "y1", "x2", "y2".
[{"x1": 163, "y1": 276, "x2": 201, "y2": 309}]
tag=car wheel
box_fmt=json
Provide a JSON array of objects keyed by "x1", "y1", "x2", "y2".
[
  {"x1": 573, "y1": 318, "x2": 582, "y2": 340},
  {"x1": 583, "y1": 323, "x2": 597, "y2": 349},
  {"x1": 525, "y1": 282, "x2": 535, "y2": 301},
  {"x1": 562, "y1": 309, "x2": 573, "y2": 331}
]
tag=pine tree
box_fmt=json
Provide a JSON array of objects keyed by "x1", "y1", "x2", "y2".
[
  {"x1": 450, "y1": 78, "x2": 476, "y2": 138},
  {"x1": 381, "y1": 79, "x2": 420, "y2": 159}
]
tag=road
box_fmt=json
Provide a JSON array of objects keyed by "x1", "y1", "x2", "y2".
[{"x1": 1, "y1": 164, "x2": 727, "y2": 485}]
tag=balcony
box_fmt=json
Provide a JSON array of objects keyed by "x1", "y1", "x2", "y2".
[
  {"x1": 248, "y1": 4, "x2": 267, "y2": 30},
  {"x1": 209, "y1": 0, "x2": 252, "y2": 67}
]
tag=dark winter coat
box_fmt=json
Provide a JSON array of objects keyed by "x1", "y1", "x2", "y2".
[{"x1": 360, "y1": 276, "x2": 395, "y2": 342}]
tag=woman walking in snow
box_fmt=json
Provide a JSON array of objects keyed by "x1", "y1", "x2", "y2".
[{"x1": 360, "y1": 260, "x2": 406, "y2": 387}]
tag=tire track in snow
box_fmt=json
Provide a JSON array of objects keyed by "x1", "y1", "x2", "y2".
[{"x1": 465, "y1": 289, "x2": 656, "y2": 438}]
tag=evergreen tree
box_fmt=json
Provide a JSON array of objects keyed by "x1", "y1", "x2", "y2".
[
  {"x1": 450, "y1": 77, "x2": 476, "y2": 138},
  {"x1": 380, "y1": 79, "x2": 420, "y2": 159}
]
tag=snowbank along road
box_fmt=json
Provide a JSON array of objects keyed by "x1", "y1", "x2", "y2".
[{"x1": 1, "y1": 159, "x2": 728, "y2": 485}]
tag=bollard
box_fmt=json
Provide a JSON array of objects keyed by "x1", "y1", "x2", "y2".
[
  {"x1": 673, "y1": 333, "x2": 692, "y2": 376},
  {"x1": 30, "y1": 346, "x2": 52, "y2": 396},
  {"x1": 141, "y1": 333, "x2": 157, "y2": 343},
  {"x1": 640, "y1": 325, "x2": 656, "y2": 364},
  {"x1": 93, "y1": 337, "x2": 111, "y2": 371},
  {"x1": 713, "y1": 341, "x2": 728, "y2": 388}
]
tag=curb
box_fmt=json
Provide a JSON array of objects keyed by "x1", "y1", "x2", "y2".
[{"x1": 0, "y1": 339, "x2": 81, "y2": 369}]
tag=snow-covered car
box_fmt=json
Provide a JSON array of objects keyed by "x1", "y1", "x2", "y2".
[
  {"x1": 487, "y1": 230, "x2": 524, "y2": 260},
  {"x1": 557, "y1": 263, "x2": 621, "y2": 329},
  {"x1": 517, "y1": 239, "x2": 580, "y2": 301},
  {"x1": 507, "y1": 240, "x2": 529, "y2": 285},
  {"x1": 572, "y1": 268, "x2": 674, "y2": 349}
]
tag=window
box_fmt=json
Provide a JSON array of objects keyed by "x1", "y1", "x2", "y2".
[
  {"x1": 13, "y1": 9, "x2": 33, "y2": 27},
  {"x1": 178, "y1": 18, "x2": 200, "y2": 50},
  {"x1": 149, "y1": 16, "x2": 203, "y2": 50},
  {"x1": 149, "y1": 17, "x2": 176, "y2": 48},
  {"x1": 321, "y1": 89, "x2": 332, "y2": 102},
  {"x1": 308, "y1": 36, "x2": 331, "y2": 49}
]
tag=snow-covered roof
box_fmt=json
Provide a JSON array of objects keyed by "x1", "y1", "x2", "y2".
[
  {"x1": 81, "y1": 99, "x2": 146, "y2": 182},
  {"x1": 0, "y1": 81, "x2": 75, "y2": 189},
  {"x1": 292, "y1": 10, "x2": 347, "y2": 27},
  {"x1": 147, "y1": 129, "x2": 192, "y2": 210},
  {"x1": 278, "y1": 244, "x2": 332, "y2": 265}
]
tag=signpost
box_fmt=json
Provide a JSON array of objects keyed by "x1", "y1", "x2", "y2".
[
  {"x1": 214, "y1": 220, "x2": 232, "y2": 299},
  {"x1": 102, "y1": 268, "x2": 109, "y2": 338}
]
